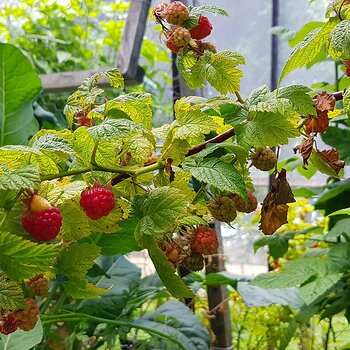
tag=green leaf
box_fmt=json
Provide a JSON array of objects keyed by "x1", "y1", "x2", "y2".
[
  {"x1": 344, "y1": 90, "x2": 350, "y2": 117},
  {"x1": 0, "y1": 43, "x2": 40, "y2": 146},
  {"x1": 64, "y1": 277, "x2": 106, "y2": 299},
  {"x1": 0, "y1": 320, "x2": 43, "y2": 350},
  {"x1": 135, "y1": 301, "x2": 211, "y2": 350},
  {"x1": 329, "y1": 20, "x2": 350, "y2": 59},
  {"x1": 205, "y1": 272, "x2": 239, "y2": 289},
  {"x1": 103, "y1": 93, "x2": 153, "y2": 129},
  {"x1": 78, "y1": 255, "x2": 140, "y2": 318},
  {"x1": 0, "y1": 165, "x2": 40, "y2": 191},
  {"x1": 254, "y1": 233, "x2": 294, "y2": 259},
  {"x1": 234, "y1": 111, "x2": 299, "y2": 148},
  {"x1": 131, "y1": 187, "x2": 188, "y2": 240},
  {"x1": 326, "y1": 218, "x2": 350, "y2": 240},
  {"x1": 189, "y1": 5, "x2": 229, "y2": 16},
  {"x1": 0, "y1": 232, "x2": 59, "y2": 281},
  {"x1": 329, "y1": 243, "x2": 350, "y2": 271},
  {"x1": 102, "y1": 68, "x2": 124, "y2": 89},
  {"x1": 59, "y1": 202, "x2": 91, "y2": 240},
  {"x1": 192, "y1": 51, "x2": 245, "y2": 94},
  {"x1": 279, "y1": 18, "x2": 339, "y2": 83},
  {"x1": 57, "y1": 242, "x2": 100, "y2": 279},
  {"x1": 237, "y1": 282, "x2": 303, "y2": 309},
  {"x1": 183, "y1": 157, "x2": 247, "y2": 198},
  {"x1": 92, "y1": 218, "x2": 140, "y2": 256},
  {"x1": 299, "y1": 274, "x2": 342, "y2": 305},
  {"x1": 0, "y1": 273, "x2": 25, "y2": 310}
]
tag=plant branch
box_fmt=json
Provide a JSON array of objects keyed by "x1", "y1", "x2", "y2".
[{"x1": 186, "y1": 128, "x2": 235, "y2": 157}]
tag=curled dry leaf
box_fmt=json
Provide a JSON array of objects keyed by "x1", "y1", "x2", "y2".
[
  {"x1": 259, "y1": 169, "x2": 296, "y2": 235},
  {"x1": 313, "y1": 91, "x2": 336, "y2": 112},
  {"x1": 318, "y1": 148, "x2": 345, "y2": 175},
  {"x1": 293, "y1": 137, "x2": 314, "y2": 167}
]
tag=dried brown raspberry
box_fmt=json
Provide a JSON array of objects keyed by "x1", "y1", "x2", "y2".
[
  {"x1": 165, "y1": 1, "x2": 189, "y2": 25},
  {"x1": 208, "y1": 196, "x2": 237, "y2": 223},
  {"x1": 229, "y1": 190, "x2": 258, "y2": 213},
  {"x1": 183, "y1": 252, "x2": 204, "y2": 272},
  {"x1": 191, "y1": 226, "x2": 219, "y2": 255},
  {"x1": 0, "y1": 310, "x2": 20, "y2": 335},
  {"x1": 196, "y1": 40, "x2": 217, "y2": 54},
  {"x1": 251, "y1": 148, "x2": 277, "y2": 171},
  {"x1": 15, "y1": 298, "x2": 39, "y2": 331},
  {"x1": 27, "y1": 274, "x2": 49, "y2": 297}
]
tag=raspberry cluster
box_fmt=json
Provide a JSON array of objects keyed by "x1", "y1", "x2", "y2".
[
  {"x1": 153, "y1": 1, "x2": 215, "y2": 54},
  {"x1": 80, "y1": 183, "x2": 115, "y2": 220},
  {"x1": 27, "y1": 274, "x2": 49, "y2": 297},
  {"x1": 251, "y1": 148, "x2": 277, "y2": 171},
  {"x1": 22, "y1": 194, "x2": 62, "y2": 241}
]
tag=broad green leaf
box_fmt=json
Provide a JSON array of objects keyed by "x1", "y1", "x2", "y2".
[
  {"x1": 140, "y1": 236, "x2": 194, "y2": 299},
  {"x1": 0, "y1": 320, "x2": 43, "y2": 350},
  {"x1": 0, "y1": 273, "x2": 25, "y2": 310},
  {"x1": 189, "y1": 5, "x2": 229, "y2": 16},
  {"x1": 237, "y1": 282, "x2": 303, "y2": 309},
  {"x1": 131, "y1": 187, "x2": 188, "y2": 239},
  {"x1": 0, "y1": 231, "x2": 59, "y2": 281},
  {"x1": 279, "y1": 18, "x2": 339, "y2": 83},
  {"x1": 254, "y1": 233, "x2": 294, "y2": 259},
  {"x1": 289, "y1": 22, "x2": 324, "y2": 47},
  {"x1": 183, "y1": 157, "x2": 247, "y2": 198},
  {"x1": 92, "y1": 218, "x2": 140, "y2": 256},
  {"x1": 78, "y1": 255, "x2": 141, "y2": 318},
  {"x1": 135, "y1": 301, "x2": 210, "y2": 350},
  {"x1": 299, "y1": 274, "x2": 343, "y2": 305},
  {"x1": 329, "y1": 242, "x2": 350, "y2": 271},
  {"x1": 234, "y1": 111, "x2": 300, "y2": 148},
  {"x1": 0, "y1": 43, "x2": 40, "y2": 146},
  {"x1": 59, "y1": 202, "x2": 91, "y2": 240},
  {"x1": 192, "y1": 51, "x2": 245, "y2": 94},
  {"x1": 174, "y1": 100, "x2": 218, "y2": 139},
  {"x1": 344, "y1": 90, "x2": 350, "y2": 117},
  {"x1": 0, "y1": 165, "x2": 40, "y2": 191},
  {"x1": 88, "y1": 205, "x2": 123, "y2": 234},
  {"x1": 103, "y1": 68, "x2": 124, "y2": 89},
  {"x1": 64, "y1": 277, "x2": 106, "y2": 299},
  {"x1": 326, "y1": 218, "x2": 350, "y2": 239},
  {"x1": 205, "y1": 271, "x2": 240, "y2": 289},
  {"x1": 103, "y1": 93, "x2": 153, "y2": 129},
  {"x1": 329, "y1": 20, "x2": 350, "y2": 59},
  {"x1": 56, "y1": 242, "x2": 100, "y2": 279}
]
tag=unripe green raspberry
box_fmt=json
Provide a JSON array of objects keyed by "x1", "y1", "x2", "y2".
[
  {"x1": 251, "y1": 148, "x2": 277, "y2": 171},
  {"x1": 229, "y1": 190, "x2": 258, "y2": 213},
  {"x1": 165, "y1": 1, "x2": 189, "y2": 25},
  {"x1": 171, "y1": 27, "x2": 191, "y2": 47},
  {"x1": 197, "y1": 41, "x2": 217, "y2": 54},
  {"x1": 208, "y1": 196, "x2": 237, "y2": 223},
  {"x1": 183, "y1": 252, "x2": 204, "y2": 272}
]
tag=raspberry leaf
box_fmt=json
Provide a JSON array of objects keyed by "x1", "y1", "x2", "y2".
[
  {"x1": 59, "y1": 202, "x2": 91, "y2": 240},
  {"x1": 188, "y1": 5, "x2": 229, "y2": 17},
  {"x1": 329, "y1": 20, "x2": 350, "y2": 59},
  {"x1": 0, "y1": 165, "x2": 41, "y2": 191},
  {"x1": 64, "y1": 277, "x2": 106, "y2": 299},
  {"x1": 0, "y1": 272, "x2": 25, "y2": 310},
  {"x1": 182, "y1": 157, "x2": 247, "y2": 199},
  {"x1": 0, "y1": 232, "x2": 59, "y2": 281},
  {"x1": 344, "y1": 90, "x2": 350, "y2": 118},
  {"x1": 131, "y1": 187, "x2": 188, "y2": 239},
  {"x1": 279, "y1": 17, "x2": 339, "y2": 84}
]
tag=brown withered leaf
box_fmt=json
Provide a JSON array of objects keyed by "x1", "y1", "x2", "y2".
[
  {"x1": 293, "y1": 137, "x2": 314, "y2": 166},
  {"x1": 318, "y1": 148, "x2": 345, "y2": 175},
  {"x1": 313, "y1": 91, "x2": 336, "y2": 112},
  {"x1": 259, "y1": 169, "x2": 296, "y2": 235},
  {"x1": 305, "y1": 110, "x2": 329, "y2": 134}
]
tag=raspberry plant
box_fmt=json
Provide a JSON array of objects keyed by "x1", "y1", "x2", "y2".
[{"x1": 0, "y1": 1, "x2": 349, "y2": 348}]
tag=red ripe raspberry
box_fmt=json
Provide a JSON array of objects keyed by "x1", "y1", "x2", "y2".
[
  {"x1": 189, "y1": 16, "x2": 213, "y2": 40},
  {"x1": 191, "y1": 226, "x2": 219, "y2": 255},
  {"x1": 208, "y1": 196, "x2": 237, "y2": 223},
  {"x1": 15, "y1": 298, "x2": 39, "y2": 332},
  {"x1": 165, "y1": 1, "x2": 189, "y2": 25},
  {"x1": 166, "y1": 37, "x2": 181, "y2": 53},
  {"x1": 344, "y1": 60, "x2": 350, "y2": 78},
  {"x1": 0, "y1": 311, "x2": 20, "y2": 335},
  {"x1": 80, "y1": 183, "x2": 115, "y2": 220},
  {"x1": 311, "y1": 243, "x2": 318, "y2": 248},
  {"x1": 27, "y1": 274, "x2": 49, "y2": 297},
  {"x1": 171, "y1": 26, "x2": 191, "y2": 47},
  {"x1": 183, "y1": 252, "x2": 204, "y2": 272},
  {"x1": 251, "y1": 148, "x2": 277, "y2": 171},
  {"x1": 22, "y1": 207, "x2": 62, "y2": 241},
  {"x1": 230, "y1": 190, "x2": 258, "y2": 213}
]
